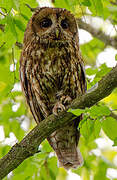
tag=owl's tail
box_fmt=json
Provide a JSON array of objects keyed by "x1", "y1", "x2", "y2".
[
  {"x1": 56, "y1": 144, "x2": 83, "y2": 170},
  {"x1": 47, "y1": 120, "x2": 83, "y2": 170}
]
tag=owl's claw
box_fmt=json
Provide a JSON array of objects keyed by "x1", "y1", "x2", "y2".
[
  {"x1": 60, "y1": 95, "x2": 72, "y2": 106},
  {"x1": 52, "y1": 96, "x2": 72, "y2": 115},
  {"x1": 52, "y1": 102, "x2": 65, "y2": 115}
]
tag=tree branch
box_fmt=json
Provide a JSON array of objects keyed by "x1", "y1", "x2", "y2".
[
  {"x1": 0, "y1": 65, "x2": 117, "y2": 179},
  {"x1": 15, "y1": 42, "x2": 23, "y2": 49},
  {"x1": 0, "y1": 24, "x2": 5, "y2": 32},
  {"x1": 110, "y1": 111, "x2": 117, "y2": 120},
  {"x1": 77, "y1": 19, "x2": 117, "y2": 49},
  {"x1": 25, "y1": 3, "x2": 40, "y2": 11}
]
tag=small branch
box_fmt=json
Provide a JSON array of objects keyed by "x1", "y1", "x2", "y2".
[
  {"x1": 0, "y1": 11, "x2": 6, "y2": 17},
  {"x1": 25, "y1": 4, "x2": 40, "y2": 12},
  {"x1": 15, "y1": 42, "x2": 23, "y2": 49},
  {"x1": 110, "y1": 111, "x2": 117, "y2": 120},
  {"x1": 110, "y1": 1, "x2": 117, "y2": 5},
  {"x1": 77, "y1": 19, "x2": 117, "y2": 49},
  {"x1": 0, "y1": 24, "x2": 5, "y2": 32},
  {"x1": 0, "y1": 65, "x2": 117, "y2": 179},
  {"x1": 0, "y1": 7, "x2": 7, "y2": 14},
  {"x1": 0, "y1": 42, "x2": 5, "y2": 49}
]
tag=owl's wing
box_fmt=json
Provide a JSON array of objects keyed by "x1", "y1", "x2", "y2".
[
  {"x1": 80, "y1": 61, "x2": 87, "y2": 93},
  {"x1": 20, "y1": 56, "x2": 45, "y2": 124}
]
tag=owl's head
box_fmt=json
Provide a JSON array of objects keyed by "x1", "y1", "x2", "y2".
[{"x1": 27, "y1": 7, "x2": 78, "y2": 42}]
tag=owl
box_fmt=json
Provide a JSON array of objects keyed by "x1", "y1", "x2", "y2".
[{"x1": 20, "y1": 7, "x2": 86, "y2": 170}]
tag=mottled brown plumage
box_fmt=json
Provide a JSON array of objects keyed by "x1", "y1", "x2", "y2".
[{"x1": 20, "y1": 7, "x2": 86, "y2": 169}]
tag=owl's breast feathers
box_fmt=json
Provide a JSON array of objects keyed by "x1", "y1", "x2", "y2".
[
  {"x1": 20, "y1": 34, "x2": 86, "y2": 169},
  {"x1": 20, "y1": 7, "x2": 87, "y2": 170},
  {"x1": 20, "y1": 37, "x2": 86, "y2": 118}
]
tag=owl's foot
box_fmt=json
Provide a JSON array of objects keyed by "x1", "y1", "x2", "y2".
[
  {"x1": 60, "y1": 95, "x2": 72, "y2": 106},
  {"x1": 52, "y1": 96, "x2": 72, "y2": 115},
  {"x1": 52, "y1": 102, "x2": 65, "y2": 115}
]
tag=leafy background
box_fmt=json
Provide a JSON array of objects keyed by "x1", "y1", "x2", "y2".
[{"x1": 0, "y1": 0, "x2": 117, "y2": 179}]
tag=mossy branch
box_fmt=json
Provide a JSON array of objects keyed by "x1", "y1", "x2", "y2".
[{"x1": 0, "y1": 65, "x2": 117, "y2": 179}]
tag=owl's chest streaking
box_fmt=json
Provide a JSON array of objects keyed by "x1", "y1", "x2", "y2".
[
  {"x1": 30, "y1": 41, "x2": 83, "y2": 98},
  {"x1": 21, "y1": 39, "x2": 85, "y2": 118}
]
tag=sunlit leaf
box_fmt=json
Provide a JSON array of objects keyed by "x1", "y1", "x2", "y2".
[
  {"x1": 89, "y1": 105, "x2": 110, "y2": 118},
  {"x1": 102, "y1": 117, "x2": 117, "y2": 140},
  {"x1": 115, "y1": 54, "x2": 117, "y2": 61},
  {"x1": 81, "y1": 0, "x2": 91, "y2": 6},
  {"x1": 68, "y1": 108, "x2": 85, "y2": 116},
  {"x1": 113, "y1": 138, "x2": 117, "y2": 146}
]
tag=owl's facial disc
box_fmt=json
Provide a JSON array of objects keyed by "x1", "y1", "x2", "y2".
[{"x1": 31, "y1": 8, "x2": 78, "y2": 41}]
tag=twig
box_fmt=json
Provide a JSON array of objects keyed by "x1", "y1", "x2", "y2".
[
  {"x1": 0, "y1": 24, "x2": 5, "y2": 32},
  {"x1": 15, "y1": 42, "x2": 23, "y2": 49},
  {"x1": 0, "y1": 42, "x2": 5, "y2": 48},
  {"x1": 0, "y1": 11, "x2": 6, "y2": 17},
  {"x1": 110, "y1": 111, "x2": 117, "y2": 120},
  {"x1": 12, "y1": 47, "x2": 16, "y2": 83},
  {"x1": 0, "y1": 7, "x2": 7, "y2": 14},
  {"x1": 25, "y1": 3, "x2": 39, "y2": 12},
  {"x1": 110, "y1": 1, "x2": 117, "y2": 5}
]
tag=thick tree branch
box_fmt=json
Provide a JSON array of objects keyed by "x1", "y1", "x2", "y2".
[
  {"x1": 77, "y1": 19, "x2": 117, "y2": 49},
  {"x1": 0, "y1": 65, "x2": 117, "y2": 179}
]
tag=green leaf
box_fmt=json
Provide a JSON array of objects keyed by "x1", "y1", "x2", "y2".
[
  {"x1": 81, "y1": 38, "x2": 105, "y2": 66},
  {"x1": 54, "y1": 0, "x2": 70, "y2": 10},
  {"x1": 89, "y1": 105, "x2": 110, "y2": 118},
  {"x1": 95, "y1": 64, "x2": 111, "y2": 80},
  {"x1": 86, "y1": 67, "x2": 98, "y2": 75},
  {"x1": 79, "y1": 115, "x2": 101, "y2": 142},
  {"x1": 68, "y1": 108, "x2": 85, "y2": 116},
  {"x1": 11, "y1": 0, "x2": 20, "y2": 11},
  {"x1": 41, "y1": 140, "x2": 53, "y2": 153},
  {"x1": 81, "y1": 0, "x2": 91, "y2": 6},
  {"x1": 80, "y1": 119, "x2": 94, "y2": 140},
  {"x1": 113, "y1": 138, "x2": 117, "y2": 146},
  {"x1": 6, "y1": 14, "x2": 18, "y2": 40},
  {"x1": 24, "y1": 177, "x2": 31, "y2": 180},
  {"x1": 14, "y1": 18, "x2": 25, "y2": 32},
  {"x1": 94, "y1": 159, "x2": 109, "y2": 180},
  {"x1": 115, "y1": 54, "x2": 117, "y2": 61},
  {"x1": 89, "y1": 0, "x2": 104, "y2": 17},
  {"x1": 93, "y1": 119, "x2": 101, "y2": 138},
  {"x1": 102, "y1": 117, "x2": 117, "y2": 140},
  {"x1": 20, "y1": 13, "x2": 29, "y2": 21}
]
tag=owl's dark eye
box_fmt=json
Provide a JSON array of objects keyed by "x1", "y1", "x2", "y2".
[
  {"x1": 40, "y1": 18, "x2": 52, "y2": 28},
  {"x1": 61, "y1": 19, "x2": 69, "y2": 29}
]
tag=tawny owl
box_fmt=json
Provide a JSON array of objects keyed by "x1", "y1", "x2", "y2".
[{"x1": 20, "y1": 7, "x2": 86, "y2": 170}]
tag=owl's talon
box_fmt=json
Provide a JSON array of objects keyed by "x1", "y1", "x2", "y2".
[
  {"x1": 52, "y1": 102, "x2": 65, "y2": 115},
  {"x1": 60, "y1": 95, "x2": 72, "y2": 106}
]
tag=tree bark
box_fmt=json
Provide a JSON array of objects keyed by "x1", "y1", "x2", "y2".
[
  {"x1": 0, "y1": 65, "x2": 117, "y2": 179},
  {"x1": 77, "y1": 19, "x2": 117, "y2": 49}
]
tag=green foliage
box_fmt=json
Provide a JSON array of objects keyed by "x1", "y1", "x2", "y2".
[
  {"x1": 0, "y1": 0, "x2": 117, "y2": 179},
  {"x1": 102, "y1": 117, "x2": 117, "y2": 140},
  {"x1": 81, "y1": 38, "x2": 105, "y2": 65}
]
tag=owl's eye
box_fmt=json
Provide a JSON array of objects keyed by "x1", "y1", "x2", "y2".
[
  {"x1": 61, "y1": 19, "x2": 69, "y2": 29},
  {"x1": 40, "y1": 18, "x2": 52, "y2": 28}
]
